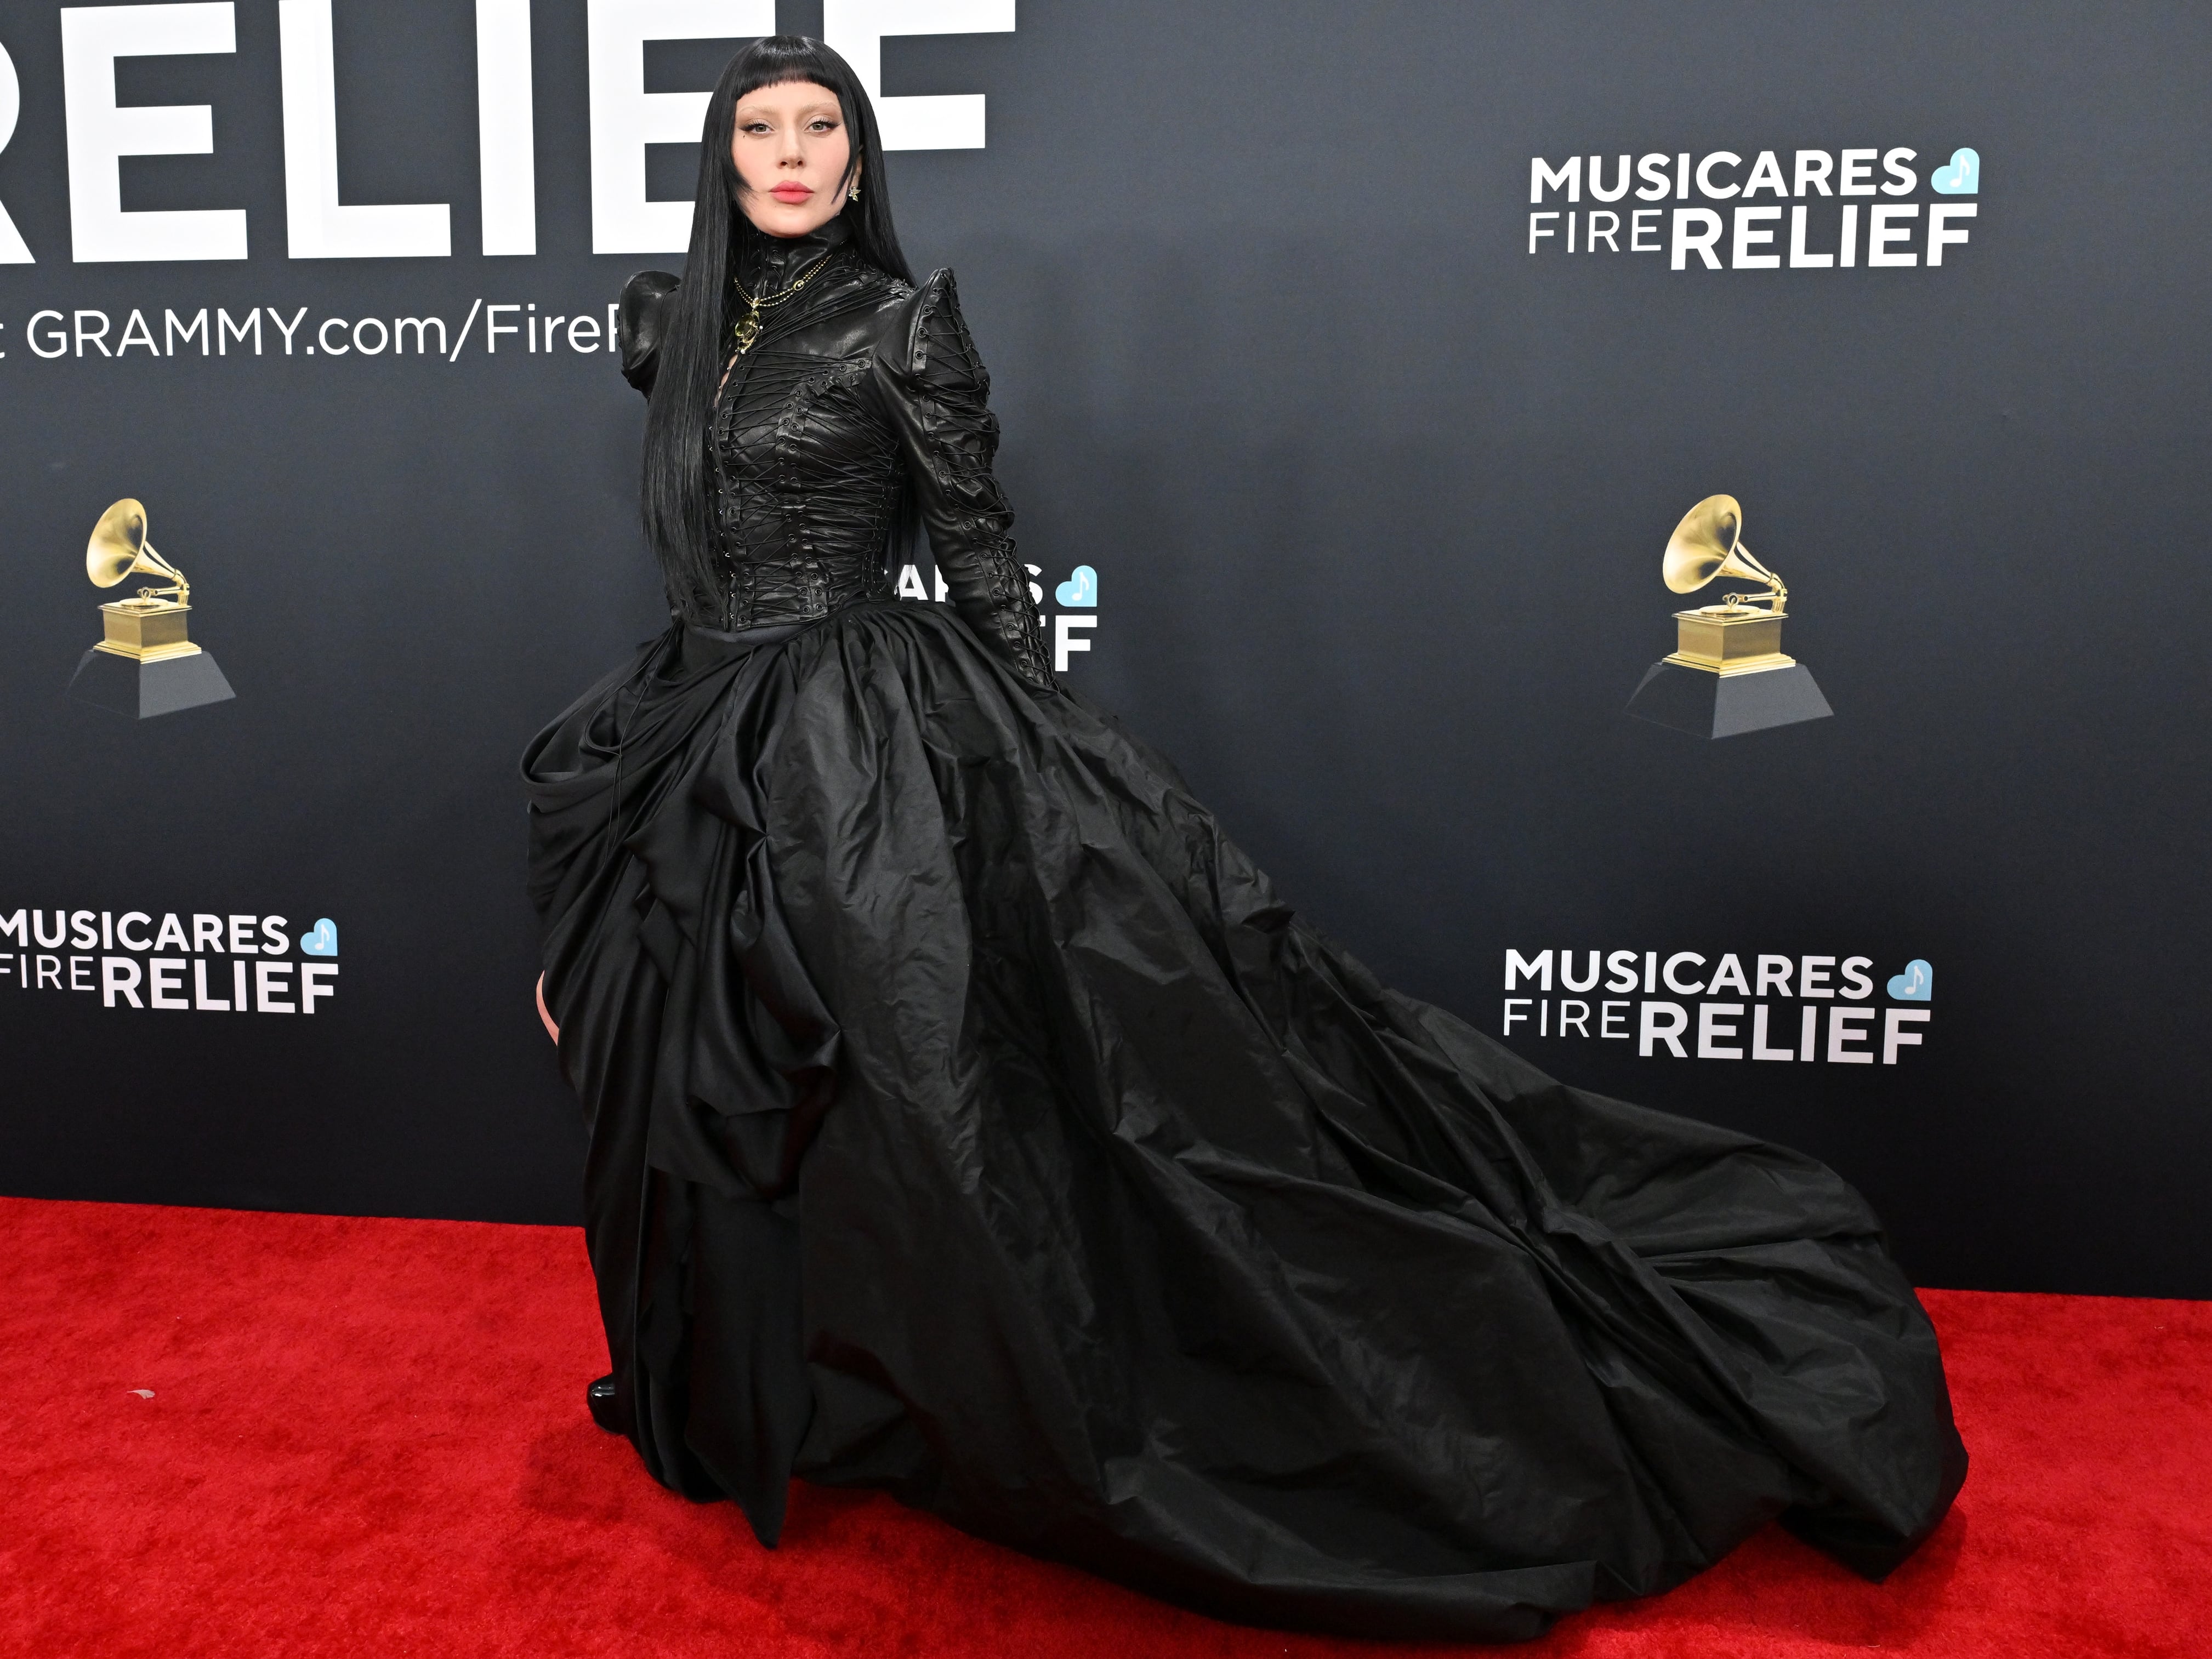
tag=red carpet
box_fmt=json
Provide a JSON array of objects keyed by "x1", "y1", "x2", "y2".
[{"x1": 2, "y1": 1198, "x2": 2203, "y2": 1657}]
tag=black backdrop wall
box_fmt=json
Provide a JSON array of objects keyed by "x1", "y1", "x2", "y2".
[{"x1": 3, "y1": 1, "x2": 2207, "y2": 1297}]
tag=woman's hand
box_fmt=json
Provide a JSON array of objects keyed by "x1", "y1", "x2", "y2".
[{"x1": 536, "y1": 974, "x2": 560, "y2": 1044}]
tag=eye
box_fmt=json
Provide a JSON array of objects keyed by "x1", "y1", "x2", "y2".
[{"x1": 809, "y1": 118, "x2": 841, "y2": 133}]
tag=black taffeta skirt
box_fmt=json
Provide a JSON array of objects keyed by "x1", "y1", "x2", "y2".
[{"x1": 520, "y1": 598, "x2": 1966, "y2": 1643}]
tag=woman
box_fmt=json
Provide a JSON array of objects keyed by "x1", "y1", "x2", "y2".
[{"x1": 523, "y1": 36, "x2": 1965, "y2": 1643}]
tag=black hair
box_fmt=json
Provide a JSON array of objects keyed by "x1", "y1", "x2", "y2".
[{"x1": 641, "y1": 36, "x2": 914, "y2": 614}]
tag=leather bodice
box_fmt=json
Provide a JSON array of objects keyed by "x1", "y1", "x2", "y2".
[{"x1": 618, "y1": 223, "x2": 1055, "y2": 689}]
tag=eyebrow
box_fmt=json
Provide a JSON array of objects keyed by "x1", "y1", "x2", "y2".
[{"x1": 735, "y1": 101, "x2": 843, "y2": 119}]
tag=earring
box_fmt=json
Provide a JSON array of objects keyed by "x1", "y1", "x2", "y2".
[{"x1": 850, "y1": 176, "x2": 862, "y2": 202}]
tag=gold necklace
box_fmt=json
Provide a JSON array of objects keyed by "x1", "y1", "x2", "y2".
[{"x1": 730, "y1": 253, "x2": 834, "y2": 354}]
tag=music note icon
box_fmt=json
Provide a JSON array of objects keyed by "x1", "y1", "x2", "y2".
[{"x1": 1886, "y1": 960, "x2": 1934, "y2": 1001}]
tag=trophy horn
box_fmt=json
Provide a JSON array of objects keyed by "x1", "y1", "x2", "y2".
[
  {"x1": 1662, "y1": 494, "x2": 1784, "y2": 611},
  {"x1": 87, "y1": 499, "x2": 189, "y2": 603}
]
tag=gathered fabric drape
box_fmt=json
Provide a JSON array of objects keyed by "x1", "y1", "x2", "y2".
[{"x1": 524, "y1": 592, "x2": 1966, "y2": 1641}]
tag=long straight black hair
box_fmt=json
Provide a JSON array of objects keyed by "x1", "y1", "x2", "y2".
[{"x1": 641, "y1": 37, "x2": 914, "y2": 613}]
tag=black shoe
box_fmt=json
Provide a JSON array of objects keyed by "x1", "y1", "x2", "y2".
[{"x1": 587, "y1": 1374, "x2": 622, "y2": 1434}]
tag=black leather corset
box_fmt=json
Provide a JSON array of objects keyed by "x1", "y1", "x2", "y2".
[
  {"x1": 707, "y1": 313, "x2": 905, "y2": 630},
  {"x1": 618, "y1": 225, "x2": 1057, "y2": 689}
]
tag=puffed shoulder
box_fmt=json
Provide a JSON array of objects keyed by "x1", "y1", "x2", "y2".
[
  {"x1": 880, "y1": 268, "x2": 987, "y2": 392},
  {"x1": 617, "y1": 270, "x2": 680, "y2": 397}
]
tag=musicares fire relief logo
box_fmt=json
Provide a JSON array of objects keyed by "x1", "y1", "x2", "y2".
[
  {"x1": 1526, "y1": 145, "x2": 1980, "y2": 270},
  {"x1": 1500, "y1": 948, "x2": 1933, "y2": 1065},
  {"x1": 897, "y1": 557, "x2": 1101, "y2": 674},
  {"x1": 2, "y1": 909, "x2": 338, "y2": 1014}
]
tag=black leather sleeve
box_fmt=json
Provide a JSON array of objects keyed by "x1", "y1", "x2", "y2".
[
  {"x1": 617, "y1": 270, "x2": 681, "y2": 397},
  {"x1": 875, "y1": 270, "x2": 1056, "y2": 692}
]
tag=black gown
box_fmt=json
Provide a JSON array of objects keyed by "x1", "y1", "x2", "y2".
[{"x1": 522, "y1": 220, "x2": 1965, "y2": 1643}]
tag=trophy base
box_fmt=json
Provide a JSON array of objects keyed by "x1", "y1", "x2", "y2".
[
  {"x1": 67, "y1": 646, "x2": 236, "y2": 719},
  {"x1": 1626, "y1": 659, "x2": 1832, "y2": 739}
]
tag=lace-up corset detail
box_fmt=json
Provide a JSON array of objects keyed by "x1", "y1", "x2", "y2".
[
  {"x1": 709, "y1": 339, "x2": 903, "y2": 630},
  {"x1": 618, "y1": 250, "x2": 1057, "y2": 690}
]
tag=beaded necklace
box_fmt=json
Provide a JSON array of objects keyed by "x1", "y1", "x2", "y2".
[{"x1": 730, "y1": 253, "x2": 836, "y2": 354}]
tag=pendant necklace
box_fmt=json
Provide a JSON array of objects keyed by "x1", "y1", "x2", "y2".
[{"x1": 731, "y1": 252, "x2": 835, "y2": 355}]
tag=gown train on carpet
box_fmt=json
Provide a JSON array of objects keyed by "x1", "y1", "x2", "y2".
[{"x1": 523, "y1": 598, "x2": 1967, "y2": 1643}]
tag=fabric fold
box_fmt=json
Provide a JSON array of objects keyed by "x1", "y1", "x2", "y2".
[{"x1": 523, "y1": 599, "x2": 1965, "y2": 1640}]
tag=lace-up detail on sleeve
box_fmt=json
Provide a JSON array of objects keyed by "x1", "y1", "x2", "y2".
[{"x1": 876, "y1": 270, "x2": 1056, "y2": 692}]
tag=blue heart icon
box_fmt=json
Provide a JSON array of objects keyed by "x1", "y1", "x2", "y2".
[
  {"x1": 1930, "y1": 149, "x2": 1978, "y2": 195},
  {"x1": 1054, "y1": 566, "x2": 1098, "y2": 607},
  {"x1": 300, "y1": 918, "x2": 338, "y2": 957},
  {"x1": 1886, "y1": 959, "x2": 1932, "y2": 1001}
]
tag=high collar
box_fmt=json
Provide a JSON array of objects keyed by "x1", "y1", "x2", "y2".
[{"x1": 736, "y1": 214, "x2": 850, "y2": 293}]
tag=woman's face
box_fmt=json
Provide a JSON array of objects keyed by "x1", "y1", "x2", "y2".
[{"x1": 730, "y1": 80, "x2": 854, "y2": 239}]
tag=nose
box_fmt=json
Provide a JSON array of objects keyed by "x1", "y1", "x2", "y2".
[{"x1": 777, "y1": 126, "x2": 805, "y2": 168}]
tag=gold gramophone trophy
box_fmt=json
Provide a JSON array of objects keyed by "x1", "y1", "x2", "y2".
[
  {"x1": 1624, "y1": 494, "x2": 1831, "y2": 738},
  {"x1": 65, "y1": 499, "x2": 236, "y2": 718}
]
